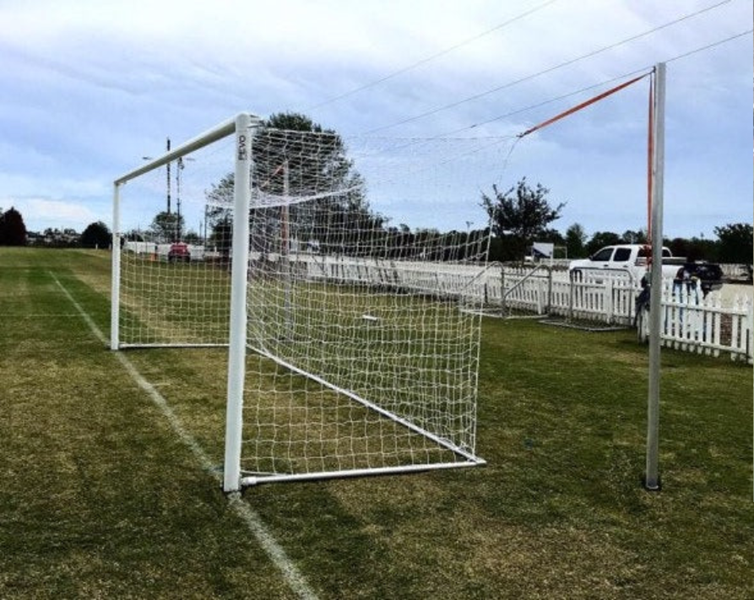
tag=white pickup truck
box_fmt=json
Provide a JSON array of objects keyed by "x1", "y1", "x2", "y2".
[
  {"x1": 568, "y1": 244, "x2": 724, "y2": 294},
  {"x1": 568, "y1": 244, "x2": 680, "y2": 283}
]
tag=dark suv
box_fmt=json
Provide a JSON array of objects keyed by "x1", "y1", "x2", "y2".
[{"x1": 673, "y1": 262, "x2": 723, "y2": 296}]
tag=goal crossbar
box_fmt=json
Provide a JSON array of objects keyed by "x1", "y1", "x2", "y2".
[{"x1": 114, "y1": 116, "x2": 247, "y2": 187}]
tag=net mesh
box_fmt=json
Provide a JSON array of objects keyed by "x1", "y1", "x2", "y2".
[
  {"x1": 116, "y1": 124, "x2": 517, "y2": 482},
  {"x1": 239, "y1": 129, "x2": 499, "y2": 478},
  {"x1": 118, "y1": 137, "x2": 234, "y2": 347}
]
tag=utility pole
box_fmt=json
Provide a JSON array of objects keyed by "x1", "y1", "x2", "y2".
[
  {"x1": 176, "y1": 156, "x2": 183, "y2": 241},
  {"x1": 166, "y1": 137, "x2": 172, "y2": 214}
]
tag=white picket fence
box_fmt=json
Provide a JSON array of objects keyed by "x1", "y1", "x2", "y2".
[
  {"x1": 638, "y1": 281, "x2": 753, "y2": 363},
  {"x1": 294, "y1": 255, "x2": 752, "y2": 363}
]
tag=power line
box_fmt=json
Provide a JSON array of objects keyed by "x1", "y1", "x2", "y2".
[
  {"x1": 446, "y1": 28, "x2": 752, "y2": 137},
  {"x1": 304, "y1": 0, "x2": 561, "y2": 112},
  {"x1": 355, "y1": 27, "x2": 750, "y2": 168},
  {"x1": 360, "y1": 0, "x2": 733, "y2": 135},
  {"x1": 666, "y1": 27, "x2": 752, "y2": 63}
]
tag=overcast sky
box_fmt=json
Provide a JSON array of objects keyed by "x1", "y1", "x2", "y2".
[{"x1": 0, "y1": 0, "x2": 751, "y2": 240}]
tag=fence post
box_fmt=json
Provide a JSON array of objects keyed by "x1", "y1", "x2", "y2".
[
  {"x1": 712, "y1": 295, "x2": 722, "y2": 358},
  {"x1": 746, "y1": 302, "x2": 754, "y2": 364},
  {"x1": 500, "y1": 266, "x2": 506, "y2": 318},
  {"x1": 604, "y1": 277, "x2": 614, "y2": 325}
]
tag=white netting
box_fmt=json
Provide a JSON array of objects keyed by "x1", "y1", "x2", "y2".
[
  {"x1": 116, "y1": 122, "x2": 518, "y2": 484},
  {"x1": 117, "y1": 135, "x2": 235, "y2": 347},
  {"x1": 239, "y1": 129, "x2": 507, "y2": 480}
]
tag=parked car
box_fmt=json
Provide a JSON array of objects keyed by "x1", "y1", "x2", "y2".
[
  {"x1": 167, "y1": 242, "x2": 191, "y2": 263},
  {"x1": 673, "y1": 261, "x2": 723, "y2": 296},
  {"x1": 569, "y1": 244, "x2": 678, "y2": 282},
  {"x1": 569, "y1": 244, "x2": 723, "y2": 293}
]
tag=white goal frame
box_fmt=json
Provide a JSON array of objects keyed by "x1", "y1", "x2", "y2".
[{"x1": 112, "y1": 113, "x2": 486, "y2": 493}]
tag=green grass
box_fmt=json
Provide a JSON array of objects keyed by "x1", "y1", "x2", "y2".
[{"x1": 1, "y1": 247, "x2": 752, "y2": 599}]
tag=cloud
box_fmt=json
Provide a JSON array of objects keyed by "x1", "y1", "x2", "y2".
[
  {"x1": 2, "y1": 197, "x2": 105, "y2": 232},
  {"x1": 0, "y1": 0, "x2": 749, "y2": 239}
]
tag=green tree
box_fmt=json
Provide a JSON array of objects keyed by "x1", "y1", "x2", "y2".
[
  {"x1": 621, "y1": 229, "x2": 647, "y2": 245},
  {"x1": 205, "y1": 173, "x2": 234, "y2": 236},
  {"x1": 714, "y1": 222, "x2": 753, "y2": 263},
  {"x1": 0, "y1": 207, "x2": 27, "y2": 246},
  {"x1": 150, "y1": 211, "x2": 184, "y2": 242},
  {"x1": 257, "y1": 112, "x2": 376, "y2": 254},
  {"x1": 585, "y1": 231, "x2": 622, "y2": 256},
  {"x1": 183, "y1": 230, "x2": 202, "y2": 245},
  {"x1": 210, "y1": 217, "x2": 233, "y2": 257},
  {"x1": 481, "y1": 178, "x2": 565, "y2": 261},
  {"x1": 565, "y1": 223, "x2": 587, "y2": 258},
  {"x1": 81, "y1": 221, "x2": 111, "y2": 249},
  {"x1": 207, "y1": 111, "x2": 381, "y2": 256},
  {"x1": 686, "y1": 236, "x2": 718, "y2": 262}
]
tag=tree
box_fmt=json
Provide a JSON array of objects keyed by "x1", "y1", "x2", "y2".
[
  {"x1": 150, "y1": 211, "x2": 184, "y2": 242},
  {"x1": 714, "y1": 222, "x2": 753, "y2": 264},
  {"x1": 81, "y1": 221, "x2": 111, "y2": 249},
  {"x1": 183, "y1": 230, "x2": 202, "y2": 245},
  {"x1": 480, "y1": 178, "x2": 565, "y2": 261},
  {"x1": 0, "y1": 207, "x2": 27, "y2": 246},
  {"x1": 206, "y1": 111, "x2": 381, "y2": 256},
  {"x1": 205, "y1": 173, "x2": 234, "y2": 235},
  {"x1": 621, "y1": 229, "x2": 647, "y2": 245},
  {"x1": 565, "y1": 223, "x2": 587, "y2": 258},
  {"x1": 585, "y1": 231, "x2": 622, "y2": 256},
  {"x1": 257, "y1": 112, "x2": 376, "y2": 254},
  {"x1": 210, "y1": 216, "x2": 233, "y2": 257}
]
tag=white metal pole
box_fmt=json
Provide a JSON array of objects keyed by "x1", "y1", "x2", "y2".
[
  {"x1": 110, "y1": 183, "x2": 121, "y2": 350},
  {"x1": 282, "y1": 160, "x2": 293, "y2": 334},
  {"x1": 223, "y1": 113, "x2": 253, "y2": 493},
  {"x1": 646, "y1": 63, "x2": 666, "y2": 491}
]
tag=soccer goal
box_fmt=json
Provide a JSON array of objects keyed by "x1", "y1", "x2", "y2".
[{"x1": 113, "y1": 113, "x2": 501, "y2": 492}]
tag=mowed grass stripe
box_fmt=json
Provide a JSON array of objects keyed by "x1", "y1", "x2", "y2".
[
  {"x1": 2, "y1": 249, "x2": 752, "y2": 599},
  {"x1": 50, "y1": 272, "x2": 319, "y2": 600},
  {"x1": 0, "y1": 258, "x2": 309, "y2": 599}
]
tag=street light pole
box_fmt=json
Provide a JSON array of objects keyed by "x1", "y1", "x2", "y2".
[
  {"x1": 166, "y1": 137, "x2": 171, "y2": 214},
  {"x1": 176, "y1": 156, "x2": 183, "y2": 241},
  {"x1": 175, "y1": 156, "x2": 195, "y2": 243}
]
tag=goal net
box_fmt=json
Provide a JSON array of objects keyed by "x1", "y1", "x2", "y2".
[{"x1": 113, "y1": 114, "x2": 512, "y2": 491}]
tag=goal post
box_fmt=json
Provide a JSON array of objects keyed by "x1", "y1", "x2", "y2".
[
  {"x1": 223, "y1": 112, "x2": 253, "y2": 493},
  {"x1": 112, "y1": 114, "x2": 502, "y2": 493}
]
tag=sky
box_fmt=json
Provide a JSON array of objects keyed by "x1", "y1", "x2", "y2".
[{"x1": 0, "y1": 0, "x2": 751, "y2": 241}]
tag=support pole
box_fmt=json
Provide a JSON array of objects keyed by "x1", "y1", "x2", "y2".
[
  {"x1": 282, "y1": 160, "x2": 293, "y2": 335},
  {"x1": 166, "y1": 137, "x2": 172, "y2": 214},
  {"x1": 223, "y1": 113, "x2": 253, "y2": 493},
  {"x1": 110, "y1": 183, "x2": 121, "y2": 350},
  {"x1": 500, "y1": 267, "x2": 506, "y2": 318},
  {"x1": 645, "y1": 63, "x2": 666, "y2": 491}
]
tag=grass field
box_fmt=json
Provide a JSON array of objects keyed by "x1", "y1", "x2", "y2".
[{"x1": 1, "y1": 248, "x2": 752, "y2": 599}]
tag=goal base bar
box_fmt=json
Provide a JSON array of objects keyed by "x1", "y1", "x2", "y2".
[
  {"x1": 116, "y1": 343, "x2": 229, "y2": 350},
  {"x1": 240, "y1": 458, "x2": 486, "y2": 487}
]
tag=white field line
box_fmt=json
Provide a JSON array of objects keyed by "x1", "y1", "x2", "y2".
[
  {"x1": 50, "y1": 273, "x2": 318, "y2": 600},
  {"x1": 0, "y1": 313, "x2": 80, "y2": 317}
]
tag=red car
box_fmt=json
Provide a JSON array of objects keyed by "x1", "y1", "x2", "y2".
[{"x1": 167, "y1": 242, "x2": 191, "y2": 263}]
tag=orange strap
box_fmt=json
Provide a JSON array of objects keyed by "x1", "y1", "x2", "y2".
[{"x1": 518, "y1": 73, "x2": 650, "y2": 139}]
